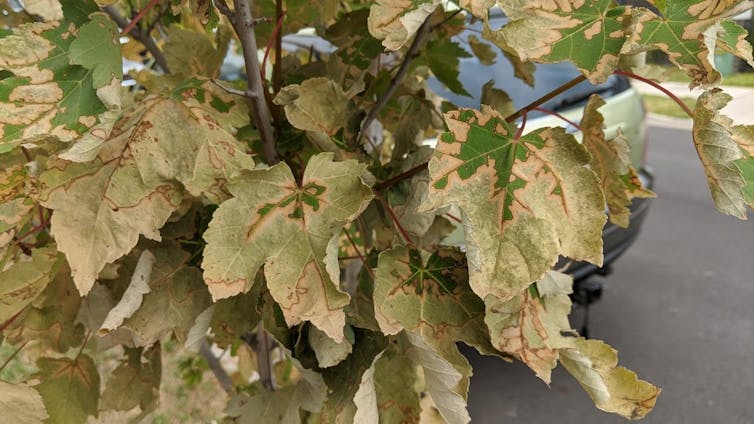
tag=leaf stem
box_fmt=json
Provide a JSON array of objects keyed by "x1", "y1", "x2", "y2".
[
  {"x1": 374, "y1": 163, "x2": 429, "y2": 191},
  {"x1": 256, "y1": 323, "x2": 276, "y2": 390},
  {"x1": 505, "y1": 74, "x2": 587, "y2": 122},
  {"x1": 533, "y1": 107, "x2": 582, "y2": 131},
  {"x1": 103, "y1": 5, "x2": 171, "y2": 74},
  {"x1": 0, "y1": 310, "x2": 24, "y2": 333},
  {"x1": 513, "y1": 111, "x2": 527, "y2": 140},
  {"x1": 344, "y1": 229, "x2": 373, "y2": 280},
  {"x1": 121, "y1": 0, "x2": 162, "y2": 35},
  {"x1": 379, "y1": 197, "x2": 414, "y2": 245},
  {"x1": 218, "y1": 0, "x2": 279, "y2": 165},
  {"x1": 614, "y1": 69, "x2": 694, "y2": 118},
  {"x1": 356, "y1": 15, "x2": 432, "y2": 144}
]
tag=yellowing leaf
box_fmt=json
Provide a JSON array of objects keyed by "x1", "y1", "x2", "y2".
[
  {"x1": 0, "y1": 247, "x2": 62, "y2": 324},
  {"x1": 40, "y1": 88, "x2": 254, "y2": 295},
  {"x1": 35, "y1": 354, "x2": 101, "y2": 424},
  {"x1": 496, "y1": 0, "x2": 631, "y2": 83},
  {"x1": 274, "y1": 77, "x2": 350, "y2": 136},
  {"x1": 23, "y1": 0, "x2": 63, "y2": 21},
  {"x1": 0, "y1": 381, "x2": 49, "y2": 423},
  {"x1": 373, "y1": 246, "x2": 493, "y2": 354},
  {"x1": 560, "y1": 338, "x2": 661, "y2": 420},
  {"x1": 164, "y1": 25, "x2": 230, "y2": 80},
  {"x1": 202, "y1": 153, "x2": 373, "y2": 342},
  {"x1": 367, "y1": 0, "x2": 439, "y2": 51},
  {"x1": 101, "y1": 346, "x2": 161, "y2": 417},
  {"x1": 309, "y1": 324, "x2": 353, "y2": 368},
  {"x1": 581, "y1": 95, "x2": 654, "y2": 228},
  {"x1": 484, "y1": 271, "x2": 573, "y2": 384},
  {"x1": 692, "y1": 89, "x2": 749, "y2": 218},
  {"x1": 420, "y1": 107, "x2": 605, "y2": 304}
]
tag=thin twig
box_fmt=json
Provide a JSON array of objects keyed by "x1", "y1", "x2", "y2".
[
  {"x1": 0, "y1": 341, "x2": 28, "y2": 373},
  {"x1": 121, "y1": 0, "x2": 162, "y2": 35},
  {"x1": 533, "y1": 107, "x2": 582, "y2": 131},
  {"x1": 199, "y1": 341, "x2": 234, "y2": 394},
  {"x1": 445, "y1": 213, "x2": 462, "y2": 224},
  {"x1": 374, "y1": 163, "x2": 429, "y2": 191},
  {"x1": 430, "y1": 9, "x2": 463, "y2": 32},
  {"x1": 103, "y1": 5, "x2": 171, "y2": 74},
  {"x1": 223, "y1": 0, "x2": 279, "y2": 165},
  {"x1": 356, "y1": 16, "x2": 433, "y2": 144},
  {"x1": 505, "y1": 75, "x2": 587, "y2": 122},
  {"x1": 256, "y1": 323, "x2": 276, "y2": 390},
  {"x1": 614, "y1": 69, "x2": 694, "y2": 118},
  {"x1": 0, "y1": 310, "x2": 23, "y2": 333},
  {"x1": 344, "y1": 229, "x2": 373, "y2": 280}
]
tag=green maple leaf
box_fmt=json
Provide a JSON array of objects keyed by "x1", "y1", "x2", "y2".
[
  {"x1": 34, "y1": 354, "x2": 101, "y2": 424},
  {"x1": 417, "y1": 39, "x2": 472, "y2": 96},
  {"x1": 692, "y1": 89, "x2": 750, "y2": 218},
  {"x1": 0, "y1": 247, "x2": 62, "y2": 324},
  {"x1": 101, "y1": 346, "x2": 161, "y2": 417},
  {"x1": 581, "y1": 95, "x2": 654, "y2": 228},
  {"x1": 0, "y1": 0, "x2": 117, "y2": 145},
  {"x1": 496, "y1": 0, "x2": 630, "y2": 83},
  {"x1": 39, "y1": 87, "x2": 254, "y2": 295},
  {"x1": 0, "y1": 381, "x2": 49, "y2": 423},
  {"x1": 717, "y1": 20, "x2": 754, "y2": 68},
  {"x1": 420, "y1": 107, "x2": 606, "y2": 304},
  {"x1": 69, "y1": 14, "x2": 122, "y2": 88},
  {"x1": 368, "y1": 0, "x2": 439, "y2": 51},
  {"x1": 202, "y1": 153, "x2": 373, "y2": 342},
  {"x1": 326, "y1": 10, "x2": 384, "y2": 71},
  {"x1": 626, "y1": 1, "x2": 750, "y2": 87}
]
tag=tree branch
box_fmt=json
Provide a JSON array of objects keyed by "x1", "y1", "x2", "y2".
[
  {"x1": 199, "y1": 341, "x2": 234, "y2": 394},
  {"x1": 505, "y1": 74, "x2": 586, "y2": 122},
  {"x1": 356, "y1": 16, "x2": 433, "y2": 144},
  {"x1": 103, "y1": 5, "x2": 171, "y2": 74},
  {"x1": 219, "y1": 0, "x2": 279, "y2": 165}
]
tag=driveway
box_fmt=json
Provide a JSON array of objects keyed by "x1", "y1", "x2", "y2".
[{"x1": 467, "y1": 125, "x2": 754, "y2": 423}]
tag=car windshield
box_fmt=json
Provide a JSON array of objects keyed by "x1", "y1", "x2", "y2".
[{"x1": 427, "y1": 16, "x2": 627, "y2": 116}]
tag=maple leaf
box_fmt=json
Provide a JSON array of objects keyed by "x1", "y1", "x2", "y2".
[
  {"x1": 692, "y1": 89, "x2": 751, "y2": 218},
  {"x1": 34, "y1": 354, "x2": 101, "y2": 424},
  {"x1": 39, "y1": 87, "x2": 254, "y2": 295},
  {"x1": 101, "y1": 346, "x2": 161, "y2": 418},
  {"x1": 0, "y1": 0, "x2": 118, "y2": 145},
  {"x1": 0, "y1": 247, "x2": 62, "y2": 324},
  {"x1": 202, "y1": 153, "x2": 373, "y2": 342},
  {"x1": 625, "y1": 0, "x2": 752, "y2": 87},
  {"x1": 368, "y1": 0, "x2": 439, "y2": 50},
  {"x1": 581, "y1": 95, "x2": 654, "y2": 228},
  {"x1": 420, "y1": 107, "x2": 606, "y2": 303},
  {"x1": 495, "y1": 0, "x2": 631, "y2": 83}
]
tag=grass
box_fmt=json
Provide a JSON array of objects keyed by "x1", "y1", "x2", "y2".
[
  {"x1": 661, "y1": 65, "x2": 754, "y2": 87},
  {"x1": 642, "y1": 94, "x2": 695, "y2": 119}
]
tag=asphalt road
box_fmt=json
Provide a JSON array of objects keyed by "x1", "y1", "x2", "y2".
[{"x1": 466, "y1": 125, "x2": 754, "y2": 423}]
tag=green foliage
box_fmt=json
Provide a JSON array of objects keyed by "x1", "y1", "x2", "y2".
[{"x1": 0, "y1": 0, "x2": 752, "y2": 422}]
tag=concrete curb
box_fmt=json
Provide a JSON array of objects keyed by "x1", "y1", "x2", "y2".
[{"x1": 646, "y1": 113, "x2": 692, "y2": 130}]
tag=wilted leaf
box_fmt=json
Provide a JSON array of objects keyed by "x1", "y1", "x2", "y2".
[
  {"x1": 202, "y1": 153, "x2": 373, "y2": 342},
  {"x1": 40, "y1": 87, "x2": 254, "y2": 295},
  {"x1": 210, "y1": 288, "x2": 262, "y2": 348},
  {"x1": 484, "y1": 271, "x2": 573, "y2": 384},
  {"x1": 481, "y1": 80, "x2": 515, "y2": 117},
  {"x1": 99, "y1": 250, "x2": 155, "y2": 334},
  {"x1": 115, "y1": 244, "x2": 212, "y2": 347},
  {"x1": 468, "y1": 34, "x2": 496, "y2": 65},
  {"x1": 0, "y1": 247, "x2": 62, "y2": 323},
  {"x1": 692, "y1": 89, "x2": 749, "y2": 218},
  {"x1": 481, "y1": 21, "x2": 535, "y2": 86},
  {"x1": 35, "y1": 354, "x2": 100, "y2": 424},
  {"x1": 0, "y1": 381, "x2": 49, "y2": 423},
  {"x1": 581, "y1": 95, "x2": 654, "y2": 227},
  {"x1": 496, "y1": 0, "x2": 630, "y2": 83},
  {"x1": 368, "y1": 0, "x2": 439, "y2": 50},
  {"x1": 372, "y1": 342, "x2": 422, "y2": 423},
  {"x1": 420, "y1": 107, "x2": 605, "y2": 303},
  {"x1": 560, "y1": 338, "x2": 660, "y2": 420},
  {"x1": 309, "y1": 324, "x2": 353, "y2": 368}
]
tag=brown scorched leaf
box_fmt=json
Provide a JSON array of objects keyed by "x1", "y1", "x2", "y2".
[
  {"x1": 39, "y1": 87, "x2": 254, "y2": 295},
  {"x1": 202, "y1": 153, "x2": 372, "y2": 342},
  {"x1": 420, "y1": 107, "x2": 606, "y2": 304},
  {"x1": 581, "y1": 95, "x2": 654, "y2": 228},
  {"x1": 0, "y1": 247, "x2": 62, "y2": 324},
  {"x1": 368, "y1": 0, "x2": 440, "y2": 51}
]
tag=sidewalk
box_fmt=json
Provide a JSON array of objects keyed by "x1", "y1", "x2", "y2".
[{"x1": 631, "y1": 80, "x2": 754, "y2": 125}]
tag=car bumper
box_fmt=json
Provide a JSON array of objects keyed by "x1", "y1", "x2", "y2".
[{"x1": 561, "y1": 166, "x2": 655, "y2": 281}]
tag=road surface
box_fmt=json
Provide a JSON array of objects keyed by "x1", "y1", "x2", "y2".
[{"x1": 467, "y1": 125, "x2": 754, "y2": 423}]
